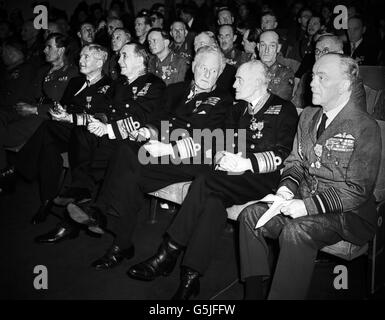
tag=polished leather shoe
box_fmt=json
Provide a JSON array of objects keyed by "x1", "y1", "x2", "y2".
[
  {"x1": 53, "y1": 187, "x2": 92, "y2": 206},
  {"x1": 35, "y1": 225, "x2": 79, "y2": 244},
  {"x1": 91, "y1": 245, "x2": 135, "y2": 270},
  {"x1": 31, "y1": 200, "x2": 53, "y2": 224},
  {"x1": 172, "y1": 267, "x2": 200, "y2": 300},
  {"x1": 67, "y1": 203, "x2": 106, "y2": 234},
  {"x1": 127, "y1": 238, "x2": 182, "y2": 281}
]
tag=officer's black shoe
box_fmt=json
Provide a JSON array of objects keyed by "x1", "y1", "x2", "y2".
[
  {"x1": 91, "y1": 245, "x2": 135, "y2": 270},
  {"x1": 31, "y1": 200, "x2": 53, "y2": 224},
  {"x1": 172, "y1": 267, "x2": 200, "y2": 300},
  {"x1": 35, "y1": 225, "x2": 79, "y2": 244},
  {"x1": 53, "y1": 187, "x2": 92, "y2": 206},
  {"x1": 67, "y1": 203, "x2": 106, "y2": 234},
  {"x1": 127, "y1": 238, "x2": 183, "y2": 281}
]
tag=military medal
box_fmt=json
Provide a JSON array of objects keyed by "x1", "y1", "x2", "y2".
[
  {"x1": 250, "y1": 118, "x2": 264, "y2": 139},
  {"x1": 132, "y1": 87, "x2": 137, "y2": 100},
  {"x1": 86, "y1": 96, "x2": 92, "y2": 109},
  {"x1": 314, "y1": 144, "x2": 323, "y2": 157},
  {"x1": 250, "y1": 118, "x2": 258, "y2": 131},
  {"x1": 313, "y1": 144, "x2": 323, "y2": 169},
  {"x1": 192, "y1": 100, "x2": 202, "y2": 113}
]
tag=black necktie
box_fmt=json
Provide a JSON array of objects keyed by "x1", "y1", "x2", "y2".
[{"x1": 317, "y1": 113, "x2": 328, "y2": 139}]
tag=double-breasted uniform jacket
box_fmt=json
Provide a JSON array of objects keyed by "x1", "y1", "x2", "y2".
[
  {"x1": 266, "y1": 61, "x2": 294, "y2": 101},
  {"x1": 225, "y1": 94, "x2": 298, "y2": 179},
  {"x1": 60, "y1": 75, "x2": 113, "y2": 125},
  {"x1": 106, "y1": 72, "x2": 166, "y2": 139},
  {"x1": 146, "y1": 81, "x2": 233, "y2": 162},
  {"x1": 279, "y1": 99, "x2": 381, "y2": 232},
  {"x1": 148, "y1": 50, "x2": 188, "y2": 86}
]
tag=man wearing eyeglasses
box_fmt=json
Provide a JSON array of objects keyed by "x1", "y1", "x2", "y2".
[
  {"x1": 257, "y1": 31, "x2": 294, "y2": 101},
  {"x1": 315, "y1": 35, "x2": 343, "y2": 60},
  {"x1": 293, "y1": 34, "x2": 344, "y2": 108}
]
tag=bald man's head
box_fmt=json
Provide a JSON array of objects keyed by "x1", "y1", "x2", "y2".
[
  {"x1": 233, "y1": 60, "x2": 269, "y2": 101},
  {"x1": 315, "y1": 35, "x2": 343, "y2": 60},
  {"x1": 257, "y1": 31, "x2": 281, "y2": 67}
]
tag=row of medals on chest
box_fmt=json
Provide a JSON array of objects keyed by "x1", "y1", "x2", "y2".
[{"x1": 248, "y1": 93, "x2": 270, "y2": 139}]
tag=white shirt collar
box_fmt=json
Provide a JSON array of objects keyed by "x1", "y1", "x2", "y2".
[
  {"x1": 188, "y1": 18, "x2": 193, "y2": 28},
  {"x1": 322, "y1": 95, "x2": 350, "y2": 128}
]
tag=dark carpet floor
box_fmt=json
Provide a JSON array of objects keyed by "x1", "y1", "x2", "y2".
[
  {"x1": 0, "y1": 177, "x2": 242, "y2": 300},
  {"x1": 0, "y1": 177, "x2": 384, "y2": 300}
]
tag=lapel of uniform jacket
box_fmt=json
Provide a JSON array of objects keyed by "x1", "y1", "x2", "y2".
[{"x1": 315, "y1": 100, "x2": 357, "y2": 144}]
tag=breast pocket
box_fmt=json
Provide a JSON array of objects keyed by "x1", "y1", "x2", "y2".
[{"x1": 322, "y1": 149, "x2": 353, "y2": 181}]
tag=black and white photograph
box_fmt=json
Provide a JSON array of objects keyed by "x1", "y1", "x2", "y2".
[{"x1": 0, "y1": 0, "x2": 384, "y2": 308}]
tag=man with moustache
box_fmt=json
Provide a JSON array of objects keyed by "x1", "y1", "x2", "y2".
[
  {"x1": 169, "y1": 21, "x2": 194, "y2": 64},
  {"x1": 257, "y1": 31, "x2": 294, "y2": 101},
  {"x1": 218, "y1": 24, "x2": 248, "y2": 68}
]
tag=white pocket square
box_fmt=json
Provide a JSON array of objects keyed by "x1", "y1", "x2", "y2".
[{"x1": 197, "y1": 111, "x2": 206, "y2": 114}]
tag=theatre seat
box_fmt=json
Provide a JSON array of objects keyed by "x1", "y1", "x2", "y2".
[{"x1": 147, "y1": 121, "x2": 385, "y2": 293}]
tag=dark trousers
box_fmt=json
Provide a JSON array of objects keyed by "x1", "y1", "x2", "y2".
[
  {"x1": 166, "y1": 170, "x2": 280, "y2": 275},
  {"x1": 14, "y1": 120, "x2": 74, "y2": 201},
  {"x1": 238, "y1": 203, "x2": 374, "y2": 299},
  {"x1": 68, "y1": 126, "x2": 121, "y2": 192},
  {"x1": 0, "y1": 108, "x2": 45, "y2": 169},
  {"x1": 94, "y1": 142, "x2": 212, "y2": 248}
]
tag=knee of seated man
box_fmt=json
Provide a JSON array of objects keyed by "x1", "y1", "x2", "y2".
[
  {"x1": 280, "y1": 218, "x2": 313, "y2": 243},
  {"x1": 238, "y1": 203, "x2": 269, "y2": 230}
]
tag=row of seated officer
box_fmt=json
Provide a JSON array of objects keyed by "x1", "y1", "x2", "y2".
[{"x1": 0, "y1": 40, "x2": 381, "y2": 299}]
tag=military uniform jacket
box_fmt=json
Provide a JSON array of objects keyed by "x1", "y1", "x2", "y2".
[
  {"x1": 169, "y1": 41, "x2": 193, "y2": 64},
  {"x1": 106, "y1": 73, "x2": 166, "y2": 140},
  {"x1": 33, "y1": 64, "x2": 79, "y2": 116},
  {"x1": 266, "y1": 61, "x2": 294, "y2": 101},
  {"x1": 279, "y1": 101, "x2": 381, "y2": 229},
  {"x1": 148, "y1": 51, "x2": 188, "y2": 86},
  {"x1": 226, "y1": 94, "x2": 298, "y2": 176},
  {"x1": 146, "y1": 81, "x2": 233, "y2": 162},
  {"x1": 60, "y1": 75, "x2": 113, "y2": 125},
  {"x1": 223, "y1": 48, "x2": 248, "y2": 69}
]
